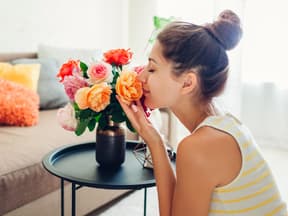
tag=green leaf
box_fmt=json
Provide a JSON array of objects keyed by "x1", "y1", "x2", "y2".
[
  {"x1": 111, "y1": 111, "x2": 126, "y2": 123},
  {"x1": 125, "y1": 118, "x2": 136, "y2": 133},
  {"x1": 112, "y1": 65, "x2": 117, "y2": 76},
  {"x1": 79, "y1": 109, "x2": 96, "y2": 119},
  {"x1": 73, "y1": 102, "x2": 80, "y2": 110},
  {"x1": 75, "y1": 119, "x2": 89, "y2": 136},
  {"x1": 80, "y1": 61, "x2": 88, "y2": 72},
  {"x1": 153, "y1": 16, "x2": 175, "y2": 30},
  {"x1": 80, "y1": 61, "x2": 89, "y2": 78},
  {"x1": 98, "y1": 114, "x2": 108, "y2": 130},
  {"x1": 111, "y1": 74, "x2": 119, "y2": 88},
  {"x1": 88, "y1": 118, "x2": 96, "y2": 131},
  {"x1": 110, "y1": 66, "x2": 120, "y2": 87},
  {"x1": 95, "y1": 113, "x2": 102, "y2": 122}
]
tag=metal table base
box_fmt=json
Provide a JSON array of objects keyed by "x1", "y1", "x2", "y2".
[{"x1": 60, "y1": 178, "x2": 149, "y2": 216}]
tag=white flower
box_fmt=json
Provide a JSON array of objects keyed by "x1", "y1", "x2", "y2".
[{"x1": 57, "y1": 103, "x2": 77, "y2": 131}]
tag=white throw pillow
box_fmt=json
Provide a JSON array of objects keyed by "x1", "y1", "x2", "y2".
[{"x1": 38, "y1": 44, "x2": 102, "y2": 65}]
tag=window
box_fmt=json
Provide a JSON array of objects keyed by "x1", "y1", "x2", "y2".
[{"x1": 242, "y1": 0, "x2": 288, "y2": 88}]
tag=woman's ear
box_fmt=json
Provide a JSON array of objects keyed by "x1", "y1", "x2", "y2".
[{"x1": 181, "y1": 72, "x2": 197, "y2": 94}]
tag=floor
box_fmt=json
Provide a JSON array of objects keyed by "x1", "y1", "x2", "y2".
[
  {"x1": 87, "y1": 188, "x2": 159, "y2": 216},
  {"x1": 261, "y1": 146, "x2": 288, "y2": 203},
  {"x1": 88, "y1": 146, "x2": 288, "y2": 216}
]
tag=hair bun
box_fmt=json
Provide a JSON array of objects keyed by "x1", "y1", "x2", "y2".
[{"x1": 205, "y1": 10, "x2": 242, "y2": 50}]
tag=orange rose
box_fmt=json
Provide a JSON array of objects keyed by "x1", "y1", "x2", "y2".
[
  {"x1": 87, "y1": 83, "x2": 112, "y2": 112},
  {"x1": 57, "y1": 60, "x2": 80, "y2": 82},
  {"x1": 103, "y1": 49, "x2": 133, "y2": 66},
  {"x1": 116, "y1": 71, "x2": 143, "y2": 105},
  {"x1": 74, "y1": 87, "x2": 90, "y2": 109}
]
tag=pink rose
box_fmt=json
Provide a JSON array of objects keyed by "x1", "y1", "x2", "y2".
[
  {"x1": 87, "y1": 61, "x2": 113, "y2": 84},
  {"x1": 133, "y1": 65, "x2": 145, "y2": 74},
  {"x1": 62, "y1": 73, "x2": 89, "y2": 101},
  {"x1": 57, "y1": 103, "x2": 77, "y2": 131}
]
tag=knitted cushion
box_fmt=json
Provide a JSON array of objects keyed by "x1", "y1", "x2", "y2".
[{"x1": 0, "y1": 79, "x2": 39, "y2": 126}]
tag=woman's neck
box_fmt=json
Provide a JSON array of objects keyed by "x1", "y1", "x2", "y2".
[{"x1": 170, "y1": 100, "x2": 215, "y2": 133}]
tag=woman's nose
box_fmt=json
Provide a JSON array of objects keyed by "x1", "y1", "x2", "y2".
[{"x1": 137, "y1": 66, "x2": 148, "y2": 83}]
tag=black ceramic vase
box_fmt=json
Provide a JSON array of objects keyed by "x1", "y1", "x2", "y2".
[{"x1": 95, "y1": 116, "x2": 126, "y2": 167}]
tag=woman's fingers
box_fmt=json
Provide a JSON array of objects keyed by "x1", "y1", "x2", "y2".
[
  {"x1": 116, "y1": 96, "x2": 149, "y2": 132},
  {"x1": 116, "y1": 96, "x2": 141, "y2": 130},
  {"x1": 116, "y1": 96, "x2": 162, "y2": 145},
  {"x1": 131, "y1": 104, "x2": 138, "y2": 113}
]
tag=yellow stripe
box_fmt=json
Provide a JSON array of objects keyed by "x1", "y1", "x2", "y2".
[
  {"x1": 210, "y1": 193, "x2": 279, "y2": 214},
  {"x1": 242, "y1": 141, "x2": 250, "y2": 149},
  {"x1": 245, "y1": 150, "x2": 258, "y2": 162},
  {"x1": 216, "y1": 170, "x2": 269, "y2": 193},
  {"x1": 241, "y1": 160, "x2": 265, "y2": 177},
  {"x1": 223, "y1": 121, "x2": 234, "y2": 131},
  {"x1": 265, "y1": 203, "x2": 286, "y2": 216},
  {"x1": 212, "y1": 182, "x2": 274, "y2": 203},
  {"x1": 211, "y1": 117, "x2": 223, "y2": 125},
  {"x1": 234, "y1": 130, "x2": 242, "y2": 139}
]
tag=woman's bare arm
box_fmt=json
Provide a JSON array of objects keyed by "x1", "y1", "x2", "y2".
[
  {"x1": 172, "y1": 136, "x2": 216, "y2": 216},
  {"x1": 116, "y1": 98, "x2": 223, "y2": 216}
]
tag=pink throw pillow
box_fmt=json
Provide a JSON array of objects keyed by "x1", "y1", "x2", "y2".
[{"x1": 0, "y1": 78, "x2": 39, "y2": 126}]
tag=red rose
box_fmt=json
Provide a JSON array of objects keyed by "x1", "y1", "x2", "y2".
[
  {"x1": 57, "y1": 60, "x2": 80, "y2": 82},
  {"x1": 103, "y1": 49, "x2": 133, "y2": 66}
]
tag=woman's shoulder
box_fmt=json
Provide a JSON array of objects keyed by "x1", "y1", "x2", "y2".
[
  {"x1": 177, "y1": 126, "x2": 242, "y2": 187},
  {"x1": 178, "y1": 125, "x2": 236, "y2": 155}
]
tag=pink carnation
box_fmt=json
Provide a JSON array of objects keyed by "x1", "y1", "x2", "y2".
[
  {"x1": 87, "y1": 61, "x2": 113, "y2": 84},
  {"x1": 57, "y1": 103, "x2": 77, "y2": 131},
  {"x1": 62, "y1": 74, "x2": 89, "y2": 101}
]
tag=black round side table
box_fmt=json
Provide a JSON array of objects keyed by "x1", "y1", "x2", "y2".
[{"x1": 42, "y1": 140, "x2": 156, "y2": 216}]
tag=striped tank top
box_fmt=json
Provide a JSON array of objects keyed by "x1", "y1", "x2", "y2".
[{"x1": 194, "y1": 113, "x2": 287, "y2": 216}]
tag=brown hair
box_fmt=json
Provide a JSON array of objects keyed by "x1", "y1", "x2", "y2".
[{"x1": 157, "y1": 10, "x2": 242, "y2": 102}]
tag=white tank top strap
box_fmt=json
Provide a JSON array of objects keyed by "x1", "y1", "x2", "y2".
[{"x1": 193, "y1": 112, "x2": 242, "y2": 134}]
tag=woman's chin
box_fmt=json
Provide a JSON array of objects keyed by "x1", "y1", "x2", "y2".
[
  {"x1": 141, "y1": 95, "x2": 159, "y2": 110},
  {"x1": 144, "y1": 99, "x2": 157, "y2": 110}
]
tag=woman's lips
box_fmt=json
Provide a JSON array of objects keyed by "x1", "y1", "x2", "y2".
[
  {"x1": 140, "y1": 95, "x2": 151, "y2": 117},
  {"x1": 143, "y1": 88, "x2": 150, "y2": 95}
]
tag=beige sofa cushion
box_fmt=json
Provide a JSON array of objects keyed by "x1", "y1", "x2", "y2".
[
  {"x1": 0, "y1": 110, "x2": 96, "y2": 214},
  {"x1": 0, "y1": 110, "x2": 95, "y2": 176}
]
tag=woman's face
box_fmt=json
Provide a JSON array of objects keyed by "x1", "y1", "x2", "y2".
[{"x1": 138, "y1": 41, "x2": 183, "y2": 109}]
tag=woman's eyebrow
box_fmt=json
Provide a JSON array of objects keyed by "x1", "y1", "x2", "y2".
[{"x1": 148, "y1": 57, "x2": 158, "y2": 64}]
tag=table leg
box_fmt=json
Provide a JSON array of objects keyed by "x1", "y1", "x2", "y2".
[
  {"x1": 72, "y1": 183, "x2": 76, "y2": 216},
  {"x1": 61, "y1": 179, "x2": 64, "y2": 216},
  {"x1": 144, "y1": 187, "x2": 147, "y2": 216}
]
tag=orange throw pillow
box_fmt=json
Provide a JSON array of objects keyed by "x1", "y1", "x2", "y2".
[{"x1": 0, "y1": 79, "x2": 39, "y2": 126}]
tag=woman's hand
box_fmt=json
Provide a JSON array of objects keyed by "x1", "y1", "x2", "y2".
[{"x1": 116, "y1": 96, "x2": 162, "y2": 146}]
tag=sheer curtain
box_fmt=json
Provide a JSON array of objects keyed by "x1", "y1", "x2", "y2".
[{"x1": 241, "y1": 0, "x2": 288, "y2": 150}]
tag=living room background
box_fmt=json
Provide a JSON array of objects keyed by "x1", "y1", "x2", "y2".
[
  {"x1": 1, "y1": 0, "x2": 287, "y2": 149},
  {"x1": 0, "y1": 0, "x2": 287, "y2": 207}
]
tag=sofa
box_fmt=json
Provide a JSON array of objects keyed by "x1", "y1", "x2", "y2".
[{"x1": 0, "y1": 52, "x2": 172, "y2": 216}]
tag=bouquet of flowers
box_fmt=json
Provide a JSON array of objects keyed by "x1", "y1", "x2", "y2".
[{"x1": 56, "y1": 48, "x2": 144, "y2": 136}]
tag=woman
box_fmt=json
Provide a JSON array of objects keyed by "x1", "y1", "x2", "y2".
[{"x1": 117, "y1": 10, "x2": 287, "y2": 216}]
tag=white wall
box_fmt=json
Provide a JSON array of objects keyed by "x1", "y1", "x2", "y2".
[
  {"x1": 0, "y1": 0, "x2": 129, "y2": 52},
  {"x1": 128, "y1": 0, "x2": 156, "y2": 65}
]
